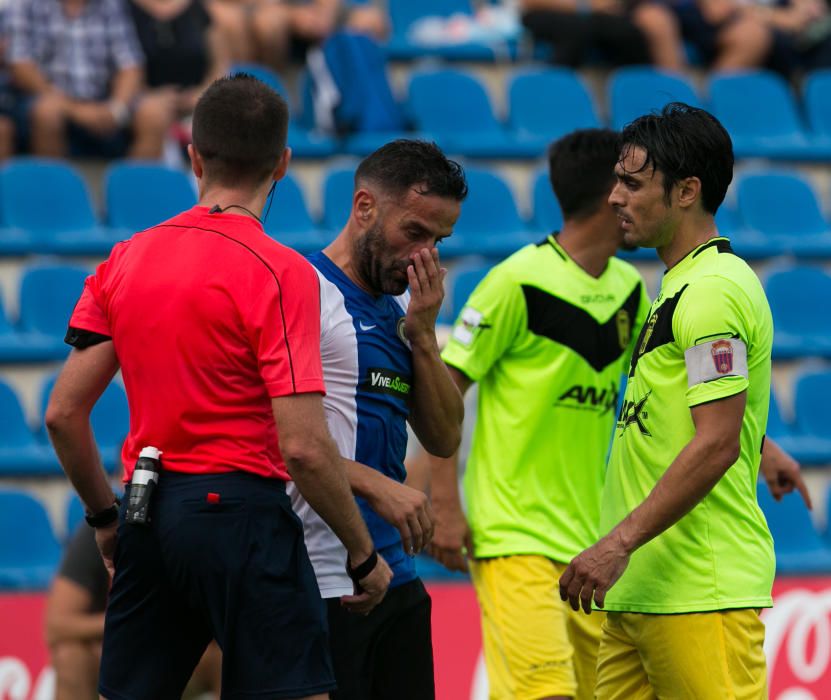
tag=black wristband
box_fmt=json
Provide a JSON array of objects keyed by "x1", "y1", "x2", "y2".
[
  {"x1": 85, "y1": 498, "x2": 121, "y2": 528},
  {"x1": 346, "y1": 549, "x2": 378, "y2": 583}
]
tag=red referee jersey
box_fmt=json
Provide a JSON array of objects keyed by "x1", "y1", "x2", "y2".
[{"x1": 68, "y1": 206, "x2": 325, "y2": 482}]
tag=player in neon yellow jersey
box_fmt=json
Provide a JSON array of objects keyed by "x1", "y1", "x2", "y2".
[
  {"x1": 559, "y1": 103, "x2": 805, "y2": 699},
  {"x1": 429, "y1": 130, "x2": 651, "y2": 700}
]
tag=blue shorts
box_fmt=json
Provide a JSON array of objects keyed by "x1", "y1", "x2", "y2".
[{"x1": 99, "y1": 471, "x2": 335, "y2": 700}]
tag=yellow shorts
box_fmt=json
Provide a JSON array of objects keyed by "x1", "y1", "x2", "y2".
[
  {"x1": 470, "y1": 555, "x2": 604, "y2": 700},
  {"x1": 595, "y1": 609, "x2": 767, "y2": 700}
]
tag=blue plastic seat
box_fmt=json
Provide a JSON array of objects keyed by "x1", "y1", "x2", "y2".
[
  {"x1": 608, "y1": 67, "x2": 700, "y2": 131},
  {"x1": 508, "y1": 68, "x2": 600, "y2": 152},
  {"x1": 66, "y1": 493, "x2": 86, "y2": 538},
  {"x1": 446, "y1": 169, "x2": 536, "y2": 258},
  {"x1": 709, "y1": 71, "x2": 831, "y2": 160},
  {"x1": 443, "y1": 262, "x2": 493, "y2": 323},
  {"x1": 0, "y1": 289, "x2": 66, "y2": 362},
  {"x1": 791, "y1": 371, "x2": 831, "y2": 463},
  {"x1": 408, "y1": 70, "x2": 536, "y2": 158},
  {"x1": 230, "y1": 63, "x2": 288, "y2": 93},
  {"x1": 264, "y1": 174, "x2": 329, "y2": 254},
  {"x1": 18, "y1": 264, "x2": 90, "y2": 353},
  {"x1": 413, "y1": 553, "x2": 469, "y2": 581},
  {"x1": 0, "y1": 159, "x2": 123, "y2": 254},
  {"x1": 0, "y1": 380, "x2": 57, "y2": 475},
  {"x1": 531, "y1": 169, "x2": 564, "y2": 234},
  {"x1": 737, "y1": 172, "x2": 831, "y2": 257},
  {"x1": 41, "y1": 375, "x2": 129, "y2": 472},
  {"x1": 387, "y1": 0, "x2": 500, "y2": 61},
  {"x1": 804, "y1": 69, "x2": 831, "y2": 138},
  {"x1": 105, "y1": 162, "x2": 196, "y2": 233},
  {"x1": 321, "y1": 166, "x2": 357, "y2": 234},
  {"x1": 0, "y1": 490, "x2": 62, "y2": 590},
  {"x1": 765, "y1": 266, "x2": 831, "y2": 358},
  {"x1": 757, "y1": 483, "x2": 831, "y2": 573}
]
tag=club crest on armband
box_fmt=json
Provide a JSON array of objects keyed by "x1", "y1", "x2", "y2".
[{"x1": 711, "y1": 339, "x2": 734, "y2": 374}]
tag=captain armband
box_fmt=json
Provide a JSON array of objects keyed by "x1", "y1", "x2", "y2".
[{"x1": 684, "y1": 337, "x2": 748, "y2": 387}]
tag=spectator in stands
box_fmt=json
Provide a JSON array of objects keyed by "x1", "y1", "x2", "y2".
[
  {"x1": 127, "y1": 0, "x2": 233, "y2": 148},
  {"x1": 46, "y1": 521, "x2": 222, "y2": 700},
  {"x1": 0, "y1": 1, "x2": 17, "y2": 159},
  {"x1": 750, "y1": 0, "x2": 831, "y2": 72},
  {"x1": 249, "y1": 0, "x2": 388, "y2": 68},
  {"x1": 519, "y1": 0, "x2": 687, "y2": 69},
  {"x1": 6, "y1": 0, "x2": 171, "y2": 159}
]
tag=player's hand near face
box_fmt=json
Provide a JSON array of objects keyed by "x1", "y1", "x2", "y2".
[
  {"x1": 341, "y1": 554, "x2": 393, "y2": 615},
  {"x1": 427, "y1": 498, "x2": 472, "y2": 573},
  {"x1": 405, "y1": 248, "x2": 446, "y2": 346},
  {"x1": 559, "y1": 532, "x2": 631, "y2": 614}
]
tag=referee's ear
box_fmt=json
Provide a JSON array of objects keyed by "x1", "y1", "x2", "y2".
[{"x1": 273, "y1": 147, "x2": 292, "y2": 184}]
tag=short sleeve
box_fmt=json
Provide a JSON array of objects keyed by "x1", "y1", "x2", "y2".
[
  {"x1": 246, "y1": 258, "x2": 325, "y2": 398},
  {"x1": 441, "y1": 265, "x2": 526, "y2": 383},
  {"x1": 673, "y1": 275, "x2": 750, "y2": 408},
  {"x1": 68, "y1": 262, "x2": 112, "y2": 339}
]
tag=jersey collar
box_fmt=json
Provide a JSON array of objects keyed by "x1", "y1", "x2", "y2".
[{"x1": 664, "y1": 236, "x2": 732, "y2": 282}]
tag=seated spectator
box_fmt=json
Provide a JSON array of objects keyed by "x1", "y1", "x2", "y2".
[
  {"x1": 0, "y1": 1, "x2": 17, "y2": 159},
  {"x1": 668, "y1": 0, "x2": 773, "y2": 70},
  {"x1": 250, "y1": 0, "x2": 388, "y2": 68},
  {"x1": 128, "y1": 0, "x2": 232, "y2": 145},
  {"x1": 46, "y1": 521, "x2": 222, "y2": 700},
  {"x1": 7, "y1": 0, "x2": 172, "y2": 159},
  {"x1": 519, "y1": 0, "x2": 686, "y2": 69},
  {"x1": 751, "y1": 0, "x2": 831, "y2": 72}
]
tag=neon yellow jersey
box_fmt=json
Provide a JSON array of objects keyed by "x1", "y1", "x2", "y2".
[
  {"x1": 600, "y1": 237, "x2": 775, "y2": 613},
  {"x1": 442, "y1": 236, "x2": 649, "y2": 562}
]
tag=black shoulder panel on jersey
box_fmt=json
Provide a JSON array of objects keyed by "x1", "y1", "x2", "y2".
[
  {"x1": 523, "y1": 282, "x2": 643, "y2": 371},
  {"x1": 692, "y1": 238, "x2": 735, "y2": 258},
  {"x1": 628, "y1": 284, "x2": 688, "y2": 377}
]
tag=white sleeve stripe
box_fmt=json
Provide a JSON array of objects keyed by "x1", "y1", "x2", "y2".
[{"x1": 685, "y1": 338, "x2": 748, "y2": 387}]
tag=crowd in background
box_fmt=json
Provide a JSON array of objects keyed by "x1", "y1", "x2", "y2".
[{"x1": 0, "y1": 0, "x2": 828, "y2": 163}]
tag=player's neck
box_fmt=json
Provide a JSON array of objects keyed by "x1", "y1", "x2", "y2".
[
  {"x1": 198, "y1": 183, "x2": 269, "y2": 222},
  {"x1": 558, "y1": 218, "x2": 616, "y2": 279},
  {"x1": 323, "y1": 231, "x2": 377, "y2": 296},
  {"x1": 658, "y1": 213, "x2": 718, "y2": 270}
]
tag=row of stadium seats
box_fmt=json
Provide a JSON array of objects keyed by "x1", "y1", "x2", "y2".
[
  {"x1": 0, "y1": 481, "x2": 825, "y2": 590},
  {"x1": 245, "y1": 63, "x2": 831, "y2": 161},
  {"x1": 2, "y1": 158, "x2": 831, "y2": 259},
  {"x1": 0, "y1": 375, "x2": 126, "y2": 475}
]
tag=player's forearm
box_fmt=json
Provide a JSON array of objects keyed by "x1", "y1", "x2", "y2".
[
  {"x1": 345, "y1": 458, "x2": 391, "y2": 501},
  {"x1": 612, "y1": 432, "x2": 739, "y2": 554},
  {"x1": 409, "y1": 337, "x2": 463, "y2": 457},
  {"x1": 46, "y1": 415, "x2": 116, "y2": 515},
  {"x1": 46, "y1": 612, "x2": 105, "y2": 646}
]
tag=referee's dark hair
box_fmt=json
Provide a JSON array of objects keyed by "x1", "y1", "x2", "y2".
[
  {"x1": 355, "y1": 139, "x2": 468, "y2": 201},
  {"x1": 192, "y1": 74, "x2": 289, "y2": 187},
  {"x1": 619, "y1": 102, "x2": 734, "y2": 214},
  {"x1": 547, "y1": 129, "x2": 621, "y2": 220}
]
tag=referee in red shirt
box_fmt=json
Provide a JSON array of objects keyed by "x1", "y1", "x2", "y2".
[{"x1": 46, "y1": 74, "x2": 391, "y2": 700}]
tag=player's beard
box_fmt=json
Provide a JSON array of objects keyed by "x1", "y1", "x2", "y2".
[{"x1": 353, "y1": 224, "x2": 410, "y2": 296}]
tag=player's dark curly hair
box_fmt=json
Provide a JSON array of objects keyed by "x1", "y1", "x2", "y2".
[
  {"x1": 619, "y1": 102, "x2": 734, "y2": 214},
  {"x1": 355, "y1": 140, "x2": 468, "y2": 201},
  {"x1": 547, "y1": 129, "x2": 621, "y2": 220},
  {"x1": 192, "y1": 74, "x2": 289, "y2": 186}
]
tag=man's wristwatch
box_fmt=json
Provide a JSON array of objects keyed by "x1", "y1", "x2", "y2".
[{"x1": 85, "y1": 499, "x2": 121, "y2": 528}]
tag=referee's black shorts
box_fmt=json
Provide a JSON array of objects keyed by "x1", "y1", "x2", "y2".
[
  {"x1": 327, "y1": 577, "x2": 435, "y2": 700},
  {"x1": 99, "y1": 470, "x2": 335, "y2": 700}
]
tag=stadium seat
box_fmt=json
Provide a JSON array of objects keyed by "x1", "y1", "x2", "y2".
[
  {"x1": 321, "y1": 166, "x2": 357, "y2": 234},
  {"x1": 443, "y1": 261, "x2": 493, "y2": 323},
  {"x1": 737, "y1": 172, "x2": 831, "y2": 257},
  {"x1": 414, "y1": 553, "x2": 469, "y2": 582},
  {"x1": 804, "y1": 69, "x2": 831, "y2": 138},
  {"x1": 709, "y1": 71, "x2": 831, "y2": 160},
  {"x1": 757, "y1": 484, "x2": 831, "y2": 573},
  {"x1": 264, "y1": 174, "x2": 330, "y2": 254},
  {"x1": 0, "y1": 159, "x2": 123, "y2": 254},
  {"x1": 0, "y1": 380, "x2": 57, "y2": 475},
  {"x1": 608, "y1": 67, "x2": 700, "y2": 131},
  {"x1": 40, "y1": 375, "x2": 129, "y2": 473},
  {"x1": 446, "y1": 169, "x2": 537, "y2": 258},
  {"x1": 408, "y1": 70, "x2": 537, "y2": 158},
  {"x1": 0, "y1": 289, "x2": 66, "y2": 362},
  {"x1": 765, "y1": 266, "x2": 831, "y2": 358},
  {"x1": 386, "y1": 0, "x2": 501, "y2": 61},
  {"x1": 105, "y1": 162, "x2": 197, "y2": 233},
  {"x1": 17, "y1": 263, "x2": 89, "y2": 354},
  {"x1": 508, "y1": 68, "x2": 600, "y2": 151},
  {"x1": 531, "y1": 169, "x2": 563, "y2": 234},
  {"x1": 230, "y1": 63, "x2": 288, "y2": 93},
  {"x1": 791, "y1": 371, "x2": 831, "y2": 464},
  {"x1": 0, "y1": 490, "x2": 62, "y2": 590}
]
